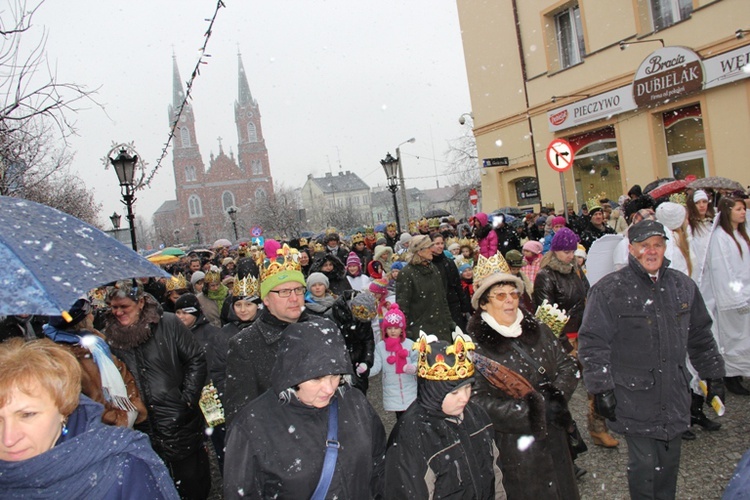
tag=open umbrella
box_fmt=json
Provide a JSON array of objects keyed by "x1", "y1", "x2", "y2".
[
  {"x1": 688, "y1": 176, "x2": 744, "y2": 191},
  {"x1": 0, "y1": 196, "x2": 170, "y2": 316},
  {"x1": 642, "y1": 177, "x2": 675, "y2": 195},
  {"x1": 646, "y1": 179, "x2": 689, "y2": 199},
  {"x1": 147, "y1": 253, "x2": 181, "y2": 265},
  {"x1": 212, "y1": 238, "x2": 232, "y2": 249},
  {"x1": 160, "y1": 247, "x2": 185, "y2": 256},
  {"x1": 424, "y1": 208, "x2": 451, "y2": 218}
]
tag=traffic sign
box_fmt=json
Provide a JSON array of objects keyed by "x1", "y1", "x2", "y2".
[
  {"x1": 469, "y1": 188, "x2": 479, "y2": 206},
  {"x1": 251, "y1": 226, "x2": 263, "y2": 237},
  {"x1": 483, "y1": 157, "x2": 509, "y2": 167},
  {"x1": 546, "y1": 138, "x2": 574, "y2": 172}
]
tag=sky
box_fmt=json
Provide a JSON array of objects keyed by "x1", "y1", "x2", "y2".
[{"x1": 28, "y1": 0, "x2": 474, "y2": 228}]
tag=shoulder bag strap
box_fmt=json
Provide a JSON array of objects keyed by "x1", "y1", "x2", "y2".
[
  {"x1": 310, "y1": 397, "x2": 339, "y2": 500},
  {"x1": 509, "y1": 340, "x2": 550, "y2": 385}
]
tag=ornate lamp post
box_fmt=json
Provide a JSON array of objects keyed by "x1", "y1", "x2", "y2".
[
  {"x1": 395, "y1": 137, "x2": 415, "y2": 230},
  {"x1": 109, "y1": 148, "x2": 139, "y2": 251},
  {"x1": 194, "y1": 222, "x2": 201, "y2": 245},
  {"x1": 227, "y1": 206, "x2": 239, "y2": 241},
  {"x1": 109, "y1": 212, "x2": 121, "y2": 230},
  {"x1": 381, "y1": 152, "x2": 401, "y2": 235}
]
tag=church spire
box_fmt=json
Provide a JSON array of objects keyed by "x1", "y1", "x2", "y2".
[
  {"x1": 172, "y1": 53, "x2": 185, "y2": 109},
  {"x1": 238, "y1": 51, "x2": 253, "y2": 107}
]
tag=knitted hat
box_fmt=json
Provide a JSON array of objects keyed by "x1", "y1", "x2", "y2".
[
  {"x1": 222, "y1": 257, "x2": 235, "y2": 266},
  {"x1": 350, "y1": 291, "x2": 377, "y2": 321},
  {"x1": 693, "y1": 190, "x2": 709, "y2": 203},
  {"x1": 306, "y1": 272, "x2": 329, "y2": 289},
  {"x1": 550, "y1": 227, "x2": 580, "y2": 251},
  {"x1": 551, "y1": 216, "x2": 566, "y2": 228},
  {"x1": 381, "y1": 303, "x2": 406, "y2": 330},
  {"x1": 458, "y1": 263, "x2": 472, "y2": 275},
  {"x1": 574, "y1": 244, "x2": 587, "y2": 260},
  {"x1": 190, "y1": 271, "x2": 206, "y2": 286},
  {"x1": 536, "y1": 216, "x2": 547, "y2": 226},
  {"x1": 390, "y1": 261, "x2": 406, "y2": 271},
  {"x1": 448, "y1": 242, "x2": 460, "y2": 252},
  {"x1": 656, "y1": 202, "x2": 686, "y2": 231},
  {"x1": 175, "y1": 293, "x2": 201, "y2": 318},
  {"x1": 345, "y1": 252, "x2": 361, "y2": 268},
  {"x1": 369, "y1": 278, "x2": 389, "y2": 296},
  {"x1": 48, "y1": 298, "x2": 91, "y2": 329},
  {"x1": 505, "y1": 249, "x2": 524, "y2": 268},
  {"x1": 522, "y1": 240, "x2": 543, "y2": 255},
  {"x1": 399, "y1": 232, "x2": 413, "y2": 244},
  {"x1": 409, "y1": 235, "x2": 432, "y2": 254}
]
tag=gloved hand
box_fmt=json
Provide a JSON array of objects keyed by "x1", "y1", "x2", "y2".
[
  {"x1": 594, "y1": 390, "x2": 617, "y2": 421},
  {"x1": 706, "y1": 378, "x2": 726, "y2": 403},
  {"x1": 356, "y1": 363, "x2": 368, "y2": 375},
  {"x1": 403, "y1": 364, "x2": 417, "y2": 375}
]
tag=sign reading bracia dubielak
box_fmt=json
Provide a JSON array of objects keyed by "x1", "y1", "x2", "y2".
[{"x1": 633, "y1": 46, "x2": 704, "y2": 107}]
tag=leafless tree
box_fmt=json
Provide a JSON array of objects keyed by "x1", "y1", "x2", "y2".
[
  {"x1": 242, "y1": 184, "x2": 306, "y2": 240},
  {"x1": 444, "y1": 126, "x2": 481, "y2": 218},
  {"x1": 0, "y1": 0, "x2": 101, "y2": 223}
]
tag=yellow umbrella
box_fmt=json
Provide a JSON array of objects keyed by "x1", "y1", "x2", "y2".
[{"x1": 147, "y1": 253, "x2": 180, "y2": 265}]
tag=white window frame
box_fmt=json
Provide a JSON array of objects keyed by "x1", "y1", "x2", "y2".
[
  {"x1": 650, "y1": 0, "x2": 692, "y2": 31},
  {"x1": 180, "y1": 127, "x2": 191, "y2": 147},
  {"x1": 247, "y1": 123, "x2": 258, "y2": 142},
  {"x1": 555, "y1": 5, "x2": 585, "y2": 69},
  {"x1": 667, "y1": 150, "x2": 708, "y2": 179},
  {"x1": 188, "y1": 195, "x2": 202, "y2": 217},
  {"x1": 185, "y1": 165, "x2": 196, "y2": 182}
]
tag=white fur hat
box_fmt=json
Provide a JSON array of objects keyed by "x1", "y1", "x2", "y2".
[{"x1": 656, "y1": 202, "x2": 686, "y2": 231}]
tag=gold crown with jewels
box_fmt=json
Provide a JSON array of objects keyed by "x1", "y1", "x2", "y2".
[
  {"x1": 534, "y1": 299, "x2": 570, "y2": 337},
  {"x1": 260, "y1": 244, "x2": 301, "y2": 282},
  {"x1": 413, "y1": 331, "x2": 475, "y2": 381},
  {"x1": 232, "y1": 275, "x2": 260, "y2": 299},
  {"x1": 166, "y1": 273, "x2": 188, "y2": 292},
  {"x1": 472, "y1": 252, "x2": 511, "y2": 289}
]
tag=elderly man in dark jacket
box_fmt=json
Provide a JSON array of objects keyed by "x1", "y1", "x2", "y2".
[
  {"x1": 105, "y1": 282, "x2": 209, "y2": 499},
  {"x1": 579, "y1": 220, "x2": 725, "y2": 500}
]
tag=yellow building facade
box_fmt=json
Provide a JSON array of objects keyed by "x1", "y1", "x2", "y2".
[{"x1": 456, "y1": 0, "x2": 750, "y2": 212}]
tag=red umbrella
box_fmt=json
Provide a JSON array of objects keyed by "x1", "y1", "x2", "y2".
[{"x1": 647, "y1": 177, "x2": 692, "y2": 199}]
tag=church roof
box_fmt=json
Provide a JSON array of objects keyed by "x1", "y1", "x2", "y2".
[
  {"x1": 154, "y1": 199, "x2": 179, "y2": 214},
  {"x1": 310, "y1": 171, "x2": 369, "y2": 193}
]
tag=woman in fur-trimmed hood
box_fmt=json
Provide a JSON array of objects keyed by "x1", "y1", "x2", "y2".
[
  {"x1": 309, "y1": 253, "x2": 352, "y2": 297},
  {"x1": 468, "y1": 272, "x2": 579, "y2": 500}
]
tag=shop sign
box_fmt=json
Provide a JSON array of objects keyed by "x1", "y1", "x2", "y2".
[
  {"x1": 703, "y1": 44, "x2": 750, "y2": 90},
  {"x1": 547, "y1": 86, "x2": 636, "y2": 132},
  {"x1": 633, "y1": 46, "x2": 704, "y2": 107}
]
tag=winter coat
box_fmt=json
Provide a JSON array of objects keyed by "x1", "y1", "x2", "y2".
[
  {"x1": 325, "y1": 244, "x2": 350, "y2": 263},
  {"x1": 346, "y1": 273, "x2": 371, "y2": 291},
  {"x1": 223, "y1": 320, "x2": 386, "y2": 500},
  {"x1": 216, "y1": 314, "x2": 256, "y2": 400},
  {"x1": 196, "y1": 292, "x2": 221, "y2": 328},
  {"x1": 107, "y1": 304, "x2": 207, "y2": 463},
  {"x1": 336, "y1": 314, "x2": 376, "y2": 394},
  {"x1": 353, "y1": 247, "x2": 373, "y2": 274},
  {"x1": 0, "y1": 395, "x2": 179, "y2": 499},
  {"x1": 473, "y1": 213, "x2": 498, "y2": 258},
  {"x1": 370, "y1": 338, "x2": 418, "y2": 411},
  {"x1": 395, "y1": 262, "x2": 455, "y2": 341},
  {"x1": 533, "y1": 254, "x2": 590, "y2": 336},
  {"x1": 223, "y1": 309, "x2": 334, "y2": 425},
  {"x1": 469, "y1": 311, "x2": 580, "y2": 500},
  {"x1": 189, "y1": 313, "x2": 227, "y2": 389},
  {"x1": 309, "y1": 254, "x2": 352, "y2": 297},
  {"x1": 386, "y1": 398, "x2": 505, "y2": 499},
  {"x1": 494, "y1": 224, "x2": 521, "y2": 254},
  {"x1": 579, "y1": 221, "x2": 615, "y2": 251},
  {"x1": 578, "y1": 254, "x2": 725, "y2": 441},
  {"x1": 432, "y1": 251, "x2": 472, "y2": 330}
]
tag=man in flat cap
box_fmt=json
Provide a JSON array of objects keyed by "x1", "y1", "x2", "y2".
[{"x1": 578, "y1": 219, "x2": 725, "y2": 499}]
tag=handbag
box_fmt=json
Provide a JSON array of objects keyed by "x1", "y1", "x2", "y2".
[{"x1": 311, "y1": 397, "x2": 340, "y2": 500}]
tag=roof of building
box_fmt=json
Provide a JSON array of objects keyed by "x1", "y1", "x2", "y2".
[
  {"x1": 308, "y1": 170, "x2": 369, "y2": 193},
  {"x1": 154, "y1": 200, "x2": 179, "y2": 214}
]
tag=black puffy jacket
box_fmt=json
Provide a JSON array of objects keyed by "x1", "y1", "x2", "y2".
[
  {"x1": 109, "y1": 306, "x2": 207, "y2": 462},
  {"x1": 432, "y1": 251, "x2": 471, "y2": 330},
  {"x1": 532, "y1": 253, "x2": 590, "y2": 337}
]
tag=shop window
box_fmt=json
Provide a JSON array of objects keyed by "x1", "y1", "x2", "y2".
[
  {"x1": 663, "y1": 105, "x2": 707, "y2": 179},
  {"x1": 569, "y1": 127, "x2": 622, "y2": 207},
  {"x1": 555, "y1": 5, "x2": 585, "y2": 69},
  {"x1": 514, "y1": 177, "x2": 540, "y2": 206},
  {"x1": 651, "y1": 0, "x2": 692, "y2": 31}
]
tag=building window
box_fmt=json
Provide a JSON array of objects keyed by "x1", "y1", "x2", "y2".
[
  {"x1": 663, "y1": 104, "x2": 707, "y2": 179},
  {"x1": 251, "y1": 159, "x2": 263, "y2": 175},
  {"x1": 185, "y1": 165, "x2": 196, "y2": 182},
  {"x1": 568, "y1": 127, "x2": 622, "y2": 208},
  {"x1": 651, "y1": 0, "x2": 692, "y2": 31},
  {"x1": 222, "y1": 191, "x2": 235, "y2": 211},
  {"x1": 180, "y1": 127, "x2": 191, "y2": 147},
  {"x1": 255, "y1": 187, "x2": 267, "y2": 202},
  {"x1": 188, "y1": 195, "x2": 202, "y2": 217},
  {"x1": 247, "y1": 123, "x2": 258, "y2": 142},
  {"x1": 555, "y1": 5, "x2": 585, "y2": 69}
]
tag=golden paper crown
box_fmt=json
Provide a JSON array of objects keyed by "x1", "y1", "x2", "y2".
[
  {"x1": 299, "y1": 237, "x2": 308, "y2": 247},
  {"x1": 413, "y1": 332, "x2": 475, "y2": 381},
  {"x1": 473, "y1": 252, "x2": 511, "y2": 289},
  {"x1": 204, "y1": 271, "x2": 221, "y2": 285},
  {"x1": 260, "y1": 244, "x2": 301, "y2": 282},
  {"x1": 428, "y1": 217, "x2": 440, "y2": 228},
  {"x1": 534, "y1": 299, "x2": 570, "y2": 337},
  {"x1": 458, "y1": 237, "x2": 477, "y2": 250},
  {"x1": 314, "y1": 242, "x2": 325, "y2": 253},
  {"x1": 587, "y1": 196, "x2": 602, "y2": 212},
  {"x1": 350, "y1": 232, "x2": 364, "y2": 245},
  {"x1": 408, "y1": 221, "x2": 417, "y2": 234},
  {"x1": 669, "y1": 192, "x2": 687, "y2": 206},
  {"x1": 386, "y1": 222, "x2": 397, "y2": 231},
  {"x1": 325, "y1": 227, "x2": 338, "y2": 236},
  {"x1": 233, "y1": 275, "x2": 260, "y2": 299},
  {"x1": 166, "y1": 273, "x2": 188, "y2": 292},
  {"x1": 364, "y1": 226, "x2": 374, "y2": 235},
  {"x1": 445, "y1": 236, "x2": 459, "y2": 248},
  {"x1": 418, "y1": 217, "x2": 428, "y2": 228}
]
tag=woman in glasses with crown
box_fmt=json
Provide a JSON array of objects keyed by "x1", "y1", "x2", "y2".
[{"x1": 468, "y1": 252, "x2": 580, "y2": 500}]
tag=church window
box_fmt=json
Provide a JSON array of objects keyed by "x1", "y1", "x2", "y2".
[
  {"x1": 251, "y1": 159, "x2": 263, "y2": 175},
  {"x1": 247, "y1": 123, "x2": 258, "y2": 142},
  {"x1": 180, "y1": 127, "x2": 191, "y2": 147},
  {"x1": 255, "y1": 187, "x2": 267, "y2": 202},
  {"x1": 222, "y1": 191, "x2": 235, "y2": 211},
  {"x1": 188, "y1": 195, "x2": 202, "y2": 217},
  {"x1": 185, "y1": 165, "x2": 196, "y2": 182}
]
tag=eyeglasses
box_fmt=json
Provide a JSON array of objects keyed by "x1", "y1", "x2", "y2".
[
  {"x1": 268, "y1": 286, "x2": 306, "y2": 298},
  {"x1": 489, "y1": 291, "x2": 520, "y2": 302}
]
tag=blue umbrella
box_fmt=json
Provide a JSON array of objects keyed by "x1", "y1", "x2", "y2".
[{"x1": 0, "y1": 196, "x2": 170, "y2": 316}]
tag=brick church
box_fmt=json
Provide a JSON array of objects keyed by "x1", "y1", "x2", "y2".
[{"x1": 152, "y1": 53, "x2": 274, "y2": 246}]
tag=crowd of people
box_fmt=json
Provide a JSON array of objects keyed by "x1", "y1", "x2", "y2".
[{"x1": 1, "y1": 182, "x2": 749, "y2": 499}]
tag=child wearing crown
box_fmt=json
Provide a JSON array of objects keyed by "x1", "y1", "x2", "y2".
[
  {"x1": 384, "y1": 330, "x2": 505, "y2": 499},
  {"x1": 369, "y1": 303, "x2": 417, "y2": 419}
]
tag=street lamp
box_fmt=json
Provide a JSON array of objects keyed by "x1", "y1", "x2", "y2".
[
  {"x1": 109, "y1": 148, "x2": 138, "y2": 251},
  {"x1": 109, "y1": 212, "x2": 121, "y2": 230},
  {"x1": 396, "y1": 137, "x2": 415, "y2": 231},
  {"x1": 227, "y1": 206, "x2": 239, "y2": 241},
  {"x1": 173, "y1": 229, "x2": 180, "y2": 245},
  {"x1": 381, "y1": 152, "x2": 402, "y2": 235},
  {"x1": 194, "y1": 222, "x2": 201, "y2": 245}
]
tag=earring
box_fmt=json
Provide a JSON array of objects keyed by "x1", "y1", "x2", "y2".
[{"x1": 61, "y1": 419, "x2": 69, "y2": 436}]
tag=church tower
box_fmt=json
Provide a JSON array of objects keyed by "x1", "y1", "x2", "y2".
[{"x1": 235, "y1": 52, "x2": 274, "y2": 200}]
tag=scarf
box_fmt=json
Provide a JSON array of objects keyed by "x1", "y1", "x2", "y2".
[
  {"x1": 304, "y1": 292, "x2": 337, "y2": 313},
  {"x1": 0, "y1": 397, "x2": 178, "y2": 499},
  {"x1": 206, "y1": 284, "x2": 229, "y2": 311},
  {"x1": 481, "y1": 309, "x2": 523, "y2": 338},
  {"x1": 384, "y1": 337, "x2": 409, "y2": 374},
  {"x1": 105, "y1": 296, "x2": 161, "y2": 350}
]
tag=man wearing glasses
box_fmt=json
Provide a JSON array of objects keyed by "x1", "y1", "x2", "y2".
[{"x1": 224, "y1": 258, "x2": 335, "y2": 425}]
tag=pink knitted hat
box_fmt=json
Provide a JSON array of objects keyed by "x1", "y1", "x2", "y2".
[
  {"x1": 346, "y1": 252, "x2": 361, "y2": 268},
  {"x1": 381, "y1": 303, "x2": 406, "y2": 331}
]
